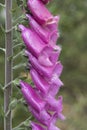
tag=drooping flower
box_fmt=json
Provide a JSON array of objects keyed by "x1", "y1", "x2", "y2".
[
  {"x1": 19, "y1": 0, "x2": 64, "y2": 129},
  {"x1": 27, "y1": 0, "x2": 53, "y2": 25},
  {"x1": 26, "y1": 14, "x2": 59, "y2": 45},
  {"x1": 20, "y1": 81, "x2": 46, "y2": 112}
]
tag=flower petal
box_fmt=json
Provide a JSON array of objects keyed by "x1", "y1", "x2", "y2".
[
  {"x1": 45, "y1": 96, "x2": 63, "y2": 114},
  {"x1": 38, "y1": 46, "x2": 61, "y2": 67},
  {"x1": 27, "y1": 0, "x2": 53, "y2": 25},
  {"x1": 49, "y1": 78, "x2": 63, "y2": 97},
  {"x1": 31, "y1": 122, "x2": 46, "y2": 130},
  {"x1": 28, "y1": 52, "x2": 60, "y2": 78},
  {"x1": 26, "y1": 14, "x2": 59, "y2": 45},
  {"x1": 29, "y1": 106, "x2": 51, "y2": 126},
  {"x1": 20, "y1": 81, "x2": 46, "y2": 112},
  {"x1": 30, "y1": 68, "x2": 50, "y2": 94},
  {"x1": 19, "y1": 24, "x2": 46, "y2": 57}
]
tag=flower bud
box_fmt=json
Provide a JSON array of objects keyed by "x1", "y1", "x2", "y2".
[{"x1": 19, "y1": 0, "x2": 64, "y2": 129}]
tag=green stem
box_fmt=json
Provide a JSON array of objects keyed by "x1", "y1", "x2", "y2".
[
  {"x1": 0, "y1": 3, "x2": 5, "y2": 7},
  {"x1": 4, "y1": 0, "x2": 13, "y2": 130}
]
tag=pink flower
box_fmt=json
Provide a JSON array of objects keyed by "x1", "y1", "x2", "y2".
[
  {"x1": 20, "y1": 81, "x2": 46, "y2": 112},
  {"x1": 30, "y1": 68, "x2": 50, "y2": 94},
  {"x1": 19, "y1": 0, "x2": 64, "y2": 129},
  {"x1": 29, "y1": 106, "x2": 51, "y2": 126},
  {"x1": 19, "y1": 25, "x2": 46, "y2": 57},
  {"x1": 27, "y1": 0, "x2": 53, "y2": 25},
  {"x1": 26, "y1": 14, "x2": 59, "y2": 45}
]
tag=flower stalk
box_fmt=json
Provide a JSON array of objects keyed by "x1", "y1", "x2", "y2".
[{"x1": 4, "y1": 0, "x2": 13, "y2": 130}]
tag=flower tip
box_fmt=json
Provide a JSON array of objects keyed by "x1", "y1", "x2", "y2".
[
  {"x1": 20, "y1": 80, "x2": 25, "y2": 89},
  {"x1": 26, "y1": 14, "x2": 30, "y2": 19},
  {"x1": 38, "y1": 55, "x2": 53, "y2": 67},
  {"x1": 55, "y1": 15, "x2": 60, "y2": 23},
  {"x1": 58, "y1": 113, "x2": 66, "y2": 121},
  {"x1": 25, "y1": 50, "x2": 31, "y2": 58},
  {"x1": 18, "y1": 24, "x2": 25, "y2": 31}
]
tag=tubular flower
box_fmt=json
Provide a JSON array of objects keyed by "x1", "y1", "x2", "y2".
[{"x1": 19, "y1": 0, "x2": 65, "y2": 129}]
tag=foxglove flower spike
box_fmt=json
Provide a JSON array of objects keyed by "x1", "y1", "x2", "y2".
[{"x1": 19, "y1": 0, "x2": 64, "y2": 130}]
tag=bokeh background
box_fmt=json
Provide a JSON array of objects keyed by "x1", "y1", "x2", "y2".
[{"x1": 0, "y1": 0, "x2": 87, "y2": 130}]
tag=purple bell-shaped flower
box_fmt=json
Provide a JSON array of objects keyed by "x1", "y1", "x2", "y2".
[{"x1": 19, "y1": 0, "x2": 65, "y2": 130}]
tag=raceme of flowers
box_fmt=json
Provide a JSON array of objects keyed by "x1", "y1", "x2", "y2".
[{"x1": 19, "y1": 0, "x2": 65, "y2": 130}]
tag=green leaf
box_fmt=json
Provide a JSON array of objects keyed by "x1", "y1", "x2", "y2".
[
  {"x1": 16, "y1": 0, "x2": 23, "y2": 6},
  {"x1": 12, "y1": 117, "x2": 32, "y2": 130},
  {"x1": 13, "y1": 15, "x2": 26, "y2": 24},
  {"x1": 13, "y1": 78, "x2": 20, "y2": 86},
  {"x1": 13, "y1": 128, "x2": 24, "y2": 130},
  {"x1": 0, "y1": 83, "x2": 3, "y2": 90},
  {"x1": 5, "y1": 109, "x2": 10, "y2": 117},
  {"x1": 13, "y1": 43, "x2": 23, "y2": 49},
  {"x1": 0, "y1": 105, "x2": 5, "y2": 117},
  {"x1": 7, "y1": 55, "x2": 13, "y2": 61},
  {"x1": 1, "y1": 25, "x2": 5, "y2": 32},
  {"x1": 0, "y1": 3, "x2": 5, "y2": 7},
  {"x1": 10, "y1": 8, "x2": 17, "y2": 13},
  {"x1": 13, "y1": 63, "x2": 26, "y2": 70},
  {"x1": 12, "y1": 76, "x2": 27, "y2": 87},
  {"x1": 0, "y1": 47, "x2": 6, "y2": 53},
  {"x1": 23, "y1": 117, "x2": 32, "y2": 127},
  {"x1": 13, "y1": 50, "x2": 24, "y2": 60},
  {"x1": 7, "y1": 51, "x2": 24, "y2": 61},
  {"x1": 9, "y1": 99, "x2": 18, "y2": 110},
  {"x1": 17, "y1": 98, "x2": 24, "y2": 103}
]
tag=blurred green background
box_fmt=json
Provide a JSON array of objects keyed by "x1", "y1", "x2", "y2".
[{"x1": 0, "y1": 0, "x2": 87, "y2": 130}]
